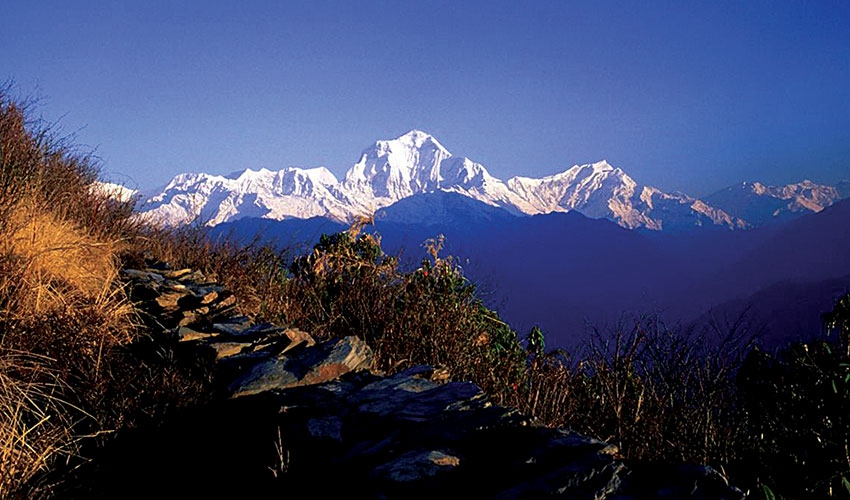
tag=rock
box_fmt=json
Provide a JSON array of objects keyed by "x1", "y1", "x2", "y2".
[
  {"x1": 176, "y1": 326, "x2": 217, "y2": 342},
  {"x1": 281, "y1": 328, "x2": 316, "y2": 353},
  {"x1": 155, "y1": 292, "x2": 185, "y2": 310},
  {"x1": 307, "y1": 416, "x2": 343, "y2": 441},
  {"x1": 494, "y1": 461, "x2": 625, "y2": 500},
  {"x1": 274, "y1": 377, "x2": 365, "y2": 415},
  {"x1": 358, "y1": 371, "x2": 441, "y2": 396},
  {"x1": 213, "y1": 317, "x2": 255, "y2": 336},
  {"x1": 530, "y1": 430, "x2": 620, "y2": 462},
  {"x1": 355, "y1": 378, "x2": 472, "y2": 419},
  {"x1": 122, "y1": 269, "x2": 160, "y2": 281},
  {"x1": 160, "y1": 268, "x2": 193, "y2": 280},
  {"x1": 229, "y1": 336, "x2": 374, "y2": 397},
  {"x1": 211, "y1": 294, "x2": 237, "y2": 311},
  {"x1": 177, "y1": 311, "x2": 199, "y2": 327},
  {"x1": 198, "y1": 289, "x2": 219, "y2": 305},
  {"x1": 176, "y1": 270, "x2": 207, "y2": 283},
  {"x1": 213, "y1": 322, "x2": 287, "y2": 343},
  {"x1": 372, "y1": 449, "x2": 461, "y2": 483},
  {"x1": 162, "y1": 282, "x2": 188, "y2": 292},
  {"x1": 207, "y1": 342, "x2": 249, "y2": 360},
  {"x1": 612, "y1": 463, "x2": 746, "y2": 499}
]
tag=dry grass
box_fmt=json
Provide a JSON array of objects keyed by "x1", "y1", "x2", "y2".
[
  {"x1": 0, "y1": 198, "x2": 138, "y2": 497},
  {"x1": 0, "y1": 197, "x2": 136, "y2": 368},
  {"x1": 4, "y1": 201, "x2": 126, "y2": 314},
  {"x1": 0, "y1": 351, "x2": 87, "y2": 499},
  {"x1": 0, "y1": 85, "x2": 149, "y2": 496}
]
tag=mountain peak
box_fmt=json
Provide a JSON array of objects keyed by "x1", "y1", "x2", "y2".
[
  {"x1": 381, "y1": 130, "x2": 450, "y2": 155},
  {"x1": 398, "y1": 128, "x2": 438, "y2": 141},
  {"x1": 225, "y1": 167, "x2": 273, "y2": 181},
  {"x1": 591, "y1": 159, "x2": 614, "y2": 171}
]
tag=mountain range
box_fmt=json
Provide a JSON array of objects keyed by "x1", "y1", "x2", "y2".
[
  {"x1": 110, "y1": 130, "x2": 850, "y2": 351},
  {"x1": 135, "y1": 130, "x2": 848, "y2": 231}
]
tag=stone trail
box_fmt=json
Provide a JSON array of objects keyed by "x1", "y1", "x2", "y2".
[{"x1": 83, "y1": 263, "x2": 745, "y2": 499}]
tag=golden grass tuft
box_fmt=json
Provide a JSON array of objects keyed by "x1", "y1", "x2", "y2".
[
  {"x1": 4, "y1": 201, "x2": 124, "y2": 316},
  {"x1": 0, "y1": 200, "x2": 137, "y2": 385}
]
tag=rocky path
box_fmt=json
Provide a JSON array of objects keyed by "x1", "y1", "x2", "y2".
[{"x1": 70, "y1": 263, "x2": 744, "y2": 499}]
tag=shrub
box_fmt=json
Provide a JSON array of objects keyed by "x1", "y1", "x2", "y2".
[
  {"x1": 738, "y1": 294, "x2": 850, "y2": 499},
  {"x1": 270, "y1": 229, "x2": 527, "y2": 399},
  {"x1": 508, "y1": 317, "x2": 752, "y2": 470}
]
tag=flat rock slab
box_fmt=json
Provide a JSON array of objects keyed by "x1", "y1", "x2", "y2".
[
  {"x1": 229, "y1": 336, "x2": 374, "y2": 397},
  {"x1": 213, "y1": 320, "x2": 280, "y2": 339},
  {"x1": 207, "y1": 341, "x2": 249, "y2": 360},
  {"x1": 176, "y1": 326, "x2": 218, "y2": 342},
  {"x1": 372, "y1": 449, "x2": 461, "y2": 483}
]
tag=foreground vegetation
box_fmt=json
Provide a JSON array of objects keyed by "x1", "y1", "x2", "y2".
[{"x1": 2, "y1": 87, "x2": 850, "y2": 499}]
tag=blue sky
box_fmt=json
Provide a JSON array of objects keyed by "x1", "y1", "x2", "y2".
[{"x1": 2, "y1": 1, "x2": 848, "y2": 196}]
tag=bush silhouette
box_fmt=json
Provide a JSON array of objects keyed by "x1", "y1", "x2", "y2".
[{"x1": 738, "y1": 294, "x2": 850, "y2": 499}]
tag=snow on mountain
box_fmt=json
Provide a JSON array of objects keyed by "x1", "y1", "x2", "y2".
[
  {"x1": 637, "y1": 187, "x2": 750, "y2": 231},
  {"x1": 93, "y1": 181, "x2": 139, "y2": 203},
  {"x1": 140, "y1": 166, "x2": 355, "y2": 226},
  {"x1": 502, "y1": 161, "x2": 746, "y2": 230},
  {"x1": 436, "y1": 157, "x2": 533, "y2": 215},
  {"x1": 507, "y1": 161, "x2": 637, "y2": 220},
  {"x1": 135, "y1": 129, "x2": 835, "y2": 231},
  {"x1": 705, "y1": 180, "x2": 850, "y2": 226},
  {"x1": 342, "y1": 130, "x2": 452, "y2": 202}
]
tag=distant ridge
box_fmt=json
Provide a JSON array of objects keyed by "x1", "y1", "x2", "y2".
[{"x1": 704, "y1": 180, "x2": 849, "y2": 226}]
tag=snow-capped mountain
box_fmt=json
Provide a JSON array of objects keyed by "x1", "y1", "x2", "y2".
[
  {"x1": 340, "y1": 131, "x2": 526, "y2": 217},
  {"x1": 93, "y1": 181, "x2": 139, "y2": 203},
  {"x1": 133, "y1": 130, "x2": 845, "y2": 231},
  {"x1": 342, "y1": 130, "x2": 452, "y2": 202},
  {"x1": 141, "y1": 166, "x2": 354, "y2": 226},
  {"x1": 503, "y1": 161, "x2": 747, "y2": 230}
]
